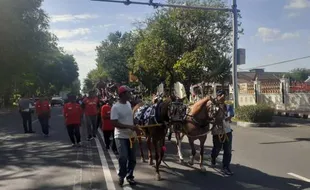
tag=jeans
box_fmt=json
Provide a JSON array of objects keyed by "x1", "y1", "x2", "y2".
[
  {"x1": 115, "y1": 138, "x2": 137, "y2": 179},
  {"x1": 38, "y1": 115, "x2": 49, "y2": 135},
  {"x1": 21, "y1": 111, "x2": 32, "y2": 132},
  {"x1": 67, "y1": 125, "x2": 81, "y2": 144},
  {"x1": 85, "y1": 115, "x2": 97, "y2": 137},
  {"x1": 211, "y1": 132, "x2": 232, "y2": 168}
]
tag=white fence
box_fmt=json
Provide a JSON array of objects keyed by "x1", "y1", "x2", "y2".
[{"x1": 238, "y1": 78, "x2": 310, "y2": 113}]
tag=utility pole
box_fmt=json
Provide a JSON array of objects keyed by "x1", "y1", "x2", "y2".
[
  {"x1": 91, "y1": 0, "x2": 240, "y2": 108},
  {"x1": 232, "y1": 0, "x2": 239, "y2": 109}
]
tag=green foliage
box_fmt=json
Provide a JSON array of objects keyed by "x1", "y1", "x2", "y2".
[
  {"x1": 82, "y1": 67, "x2": 108, "y2": 93},
  {"x1": 0, "y1": 0, "x2": 80, "y2": 107},
  {"x1": 288, "y1": 68, "x2": 310, "y2": 82},
  {"x1": 235, "y1": 104, "x2": 274, "y2": 123},
  {"x1": 86, "y1": 0, "x2": 243, "y2": 97},
  {"x1": 95, "y1": 31, "x2": 139, "y2": 83}
]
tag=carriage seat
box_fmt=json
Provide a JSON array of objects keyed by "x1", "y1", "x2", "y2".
[{"x1": 134, "y1": 103, "x2": 159, "y2": 126}]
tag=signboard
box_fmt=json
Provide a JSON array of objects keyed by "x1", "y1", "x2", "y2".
[{"x1": 237, "y1": 48, "x2": 246, "y2": 65}]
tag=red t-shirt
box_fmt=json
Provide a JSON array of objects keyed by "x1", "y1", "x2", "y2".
[
  {"x1": 83, "y1": 97, "x2": 99, "y2": 116},
  {"x1": 101, "y1": 104, "x2": 113, "y2": 131},
  {"x1": 63, "y1": 102, "x2": 83, "y2": 125},
  {"x1": 35, "y1": 100, "x2": 50, "y2": 115}
]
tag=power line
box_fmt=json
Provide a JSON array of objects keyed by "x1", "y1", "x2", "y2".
[{"x1": 238, "y1": 55, "x2": 310, "y2": 71}]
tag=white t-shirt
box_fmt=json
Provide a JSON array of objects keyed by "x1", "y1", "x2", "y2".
[{"x1": 111, "y1": 101, "x2": 136, "y2": 139}]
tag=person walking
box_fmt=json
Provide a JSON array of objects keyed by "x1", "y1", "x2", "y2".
[
  {"x1": 35, "y1": 95, "x2": 51, "y2": 137},
  {"x1": 101, "y1": 99, "x2": 118, "y2": 154},
  {"x1": 211, "y1": 90, "x2": 234, "y2": 175},
  {"x1": 82, "y1": 90, "x2": 99, "y2": 140},
  {"x1": 18, "y1": 94, "x2": 35, "y2": 133},
  {"x1": 111, "y1": 85, "x2": 141, "y2": 187},
  {"x1": 63, "y1": 94, "x2": 83, "y2": 147}
]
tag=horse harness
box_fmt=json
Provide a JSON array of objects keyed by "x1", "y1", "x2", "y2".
[{"x1": 169, "y1": 99, "x2": 227, "y2": 135}]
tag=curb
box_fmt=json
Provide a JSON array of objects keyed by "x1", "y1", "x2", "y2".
[
  {"x1": 236, "y1": 121, "x2": 309, "y2": 128},
  {"x1": 236, "y1": 121, "x2": 276, "y2": 128}
]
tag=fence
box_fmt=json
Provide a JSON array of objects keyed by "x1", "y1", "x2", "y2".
[{"x1": 238, "y1": 78, "x2": 310, "y2": 114}]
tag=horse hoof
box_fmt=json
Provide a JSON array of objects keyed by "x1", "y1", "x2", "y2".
[
  {"x1": 141, "y1": 158, "x2": 146, "y2": 163},
  {"x1": 200, "y1": 166, "x2": 206, "y2": 172},
  {"x1": 155, "y1": 174, "x2": 161, "y2": 181},
  {"x1": 149, "y1": 160, "x2": 154, "y2": 165},
  {"x1": 188, "y1": 161, "x2": 194, "y2": 166},
  {"x1": 179, "y1": 159, "x2": 184, "y2": 163}
]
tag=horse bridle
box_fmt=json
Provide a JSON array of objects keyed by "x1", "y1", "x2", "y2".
[{"x1": 184, "y1": 97, "x2": 226, "y2": 128}]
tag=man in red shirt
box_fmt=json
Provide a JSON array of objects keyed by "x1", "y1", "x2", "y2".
[
  {"x1": 101, "y1": 99, "x2": 117, "y2": 154},
  {"x1": 63, "y1": 94, "x2": 83, "y2": 147},
  {"x1": 82, "y1": 90, "x2": 100, "y2": 141},
  {"x1": 35, "y1": 95, "x2": 51, "y2": 137}
]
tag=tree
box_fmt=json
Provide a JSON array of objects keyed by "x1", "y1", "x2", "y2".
[
  {"x1": 133, "y1": 10, "x2": 184, "y2": 94},
  {"x1": 132, "y1": 0, "x2": 242, "y2": 96},
  {"x1": 288, "y1": 68, "x2": 310, "y2": 82},
  {"x1": 95, "y1": 31, "x2": 139, "y2": 83},
  {"x1": 0, "y1": 0, "x2": 80, "y2": 106},
  {"x1": 82, "y1": 67, "x2": 108, "y2": 93}
]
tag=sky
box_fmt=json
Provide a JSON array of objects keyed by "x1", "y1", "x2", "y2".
[{"x1": 42, "y1": 0, "x2": 310, "y2": 84}]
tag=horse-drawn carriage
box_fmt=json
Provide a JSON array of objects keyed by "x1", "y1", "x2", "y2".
[
  {"x1": 131, "y1": 83, "x2": 227, "y2": 180},
  {"x1": 93, "y1": 80, "x2": 227, "y2": 180}
]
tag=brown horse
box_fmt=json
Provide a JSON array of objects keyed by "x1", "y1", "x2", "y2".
[
  {"x1": 132, "y1": 97, "x2": 171, "y2": 180},
  {"x1": 172, "y1": 96, "x2": 226, "y2": 171}
]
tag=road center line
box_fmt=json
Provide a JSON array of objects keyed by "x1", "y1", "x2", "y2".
[
  {"x1": 98, "y1": 129, "x2": 133, "y2": 190},
  {"x1": 288, "y1": 172, "x2": 310, "y2": 183},
  {"x1": 95, "y1": 135, "x2": 116, "y2": 190}
]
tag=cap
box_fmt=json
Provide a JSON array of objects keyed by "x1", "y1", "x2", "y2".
[
  {"x1": 118, "y1": 85, "x2": 133, "y2": 95},
  {"x1": 216, "y1": 90, "x2": 226, "y2": 96}
]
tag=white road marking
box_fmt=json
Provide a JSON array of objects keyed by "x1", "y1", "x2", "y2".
[
  {"x1": 98, "y1": 129, "x2": 133, "y2": 190},
  {"x1": 73, "y1": 149, "x2": 82, "y2": 190},
  {"x1": 95, "y1": 135, "x2": 116, "y2": 190},
  {"x1": 288, "y1": 173, "x2": 310, "y2": 183}
]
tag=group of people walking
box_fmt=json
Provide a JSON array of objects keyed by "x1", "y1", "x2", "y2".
[{"x1": 18, "y1": 85, "x2": 234, "y2": 187}]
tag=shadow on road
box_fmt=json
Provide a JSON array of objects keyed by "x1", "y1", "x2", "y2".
[
  {"x1": 1, "y1": 109, "x2": 309, "y2": 190},
  {"x1": 260, "y1": 137, "x2": 310, "y2": 145},
  {"x1": 134, "y1": 138, "x2": 310, "y2": 190}
]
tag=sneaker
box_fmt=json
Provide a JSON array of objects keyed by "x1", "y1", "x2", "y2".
[
  {"x1": 127, "y1": 178, "x2": 137, "y2": 186},
  {"x1": 87, "y1": 137, "x2": 93, "y2": 141},
  {"x1": 71, "y1": 144, "x2": 76, "y2": 147},
  {"x1": 76, "y1": 142, "x2": 81, "y2": 147},
  {"x1": 118, "y1": 178, "x2": 124, "y2": 187},
  {"x1": 222, "y1": 167, "x2": 234, "y2": 175}
]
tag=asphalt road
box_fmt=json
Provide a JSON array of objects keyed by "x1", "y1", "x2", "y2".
[{"x1": 0, "y1": 107, "x2": 310, "y2": 190}]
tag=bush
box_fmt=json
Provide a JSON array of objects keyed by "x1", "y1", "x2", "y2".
[{"x1": 235, "y1": 104, "x2": 274, "y2": 123}]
